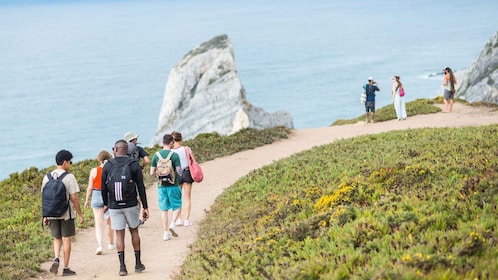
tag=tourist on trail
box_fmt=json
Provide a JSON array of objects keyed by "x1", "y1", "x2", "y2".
[
  {"x1": 150, "y1": 134, "x2": 182, "y2": 241},
  {"x1": 101, "y1": 140, "x2": 149, "y2": 276},
  {"x1": 171, "y1": 131, "x2": 195, "y2": 227},
  {"x1": 363, "y1": 77, "x2": 381, "y2": 123},
  {"x1": 442, "y1": 67, "x2": 457, "y2": 113},
  {"x1": 392, "y1": 75, "x2": 407, "y2": 120},
  {"x1": 123, "y1": 131, "x2": 150, "y2": 225},
  {"x1": 42, "y1": 150, "x2": 84, "y2": 276},
  {"x1": 84, "y1": 150, "x2": 116, "y2": 255}
]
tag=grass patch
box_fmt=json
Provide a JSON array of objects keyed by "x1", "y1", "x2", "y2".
[
  {"x1": 0, "y1": 126, "x2": 290, "y2": 280},
  {"x1": 177, "y1": 124, "x2": 498, "y2": 279}
]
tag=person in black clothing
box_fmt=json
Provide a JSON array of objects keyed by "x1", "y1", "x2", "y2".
[{"x1": 101, "y1": 140, "x2": 149, "y2": 276}]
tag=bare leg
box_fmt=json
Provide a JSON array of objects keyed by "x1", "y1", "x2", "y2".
[
  {"x1": 129, "y1": 228, "x2": 140, "y2": 250},
  {"x1": 106, "y1": 218, "x2": 115, "y2": 246},
  {"x1": 161, "y1": 211, "x2": 169, "y2": 232},
  {"x1": 443, "y1": 98, "x2": 449, "y2": 112},
  {"x1": 116, "y1": 230, "x2": 125, "y2": 252},
  {"x1": 449, "y1": 99, "x2": 454, "y2": 112},
  {"x1": 53, "y1": 237, "x2": 62, "y2": 259},
  {"x1": 62, "y1": 236, "x2": 72, "y2": 268},
  {"x1": 93, "y1": 208, "x2": 104, "y2": 248},
  {"x1": 181, "y1": 183, "x2": 192, "y2": 221}
]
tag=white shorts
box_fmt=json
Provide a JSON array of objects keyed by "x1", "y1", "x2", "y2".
[{"x1": 109, "y1": 205, "x2": 140, "y2": 230}]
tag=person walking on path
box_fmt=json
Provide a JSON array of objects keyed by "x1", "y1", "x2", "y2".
[
  {"x1": 42, "y1": 150, "x2": 84, "y2": 276},
  {"x1": 392, "y1": 75, "x2": 407, "y2": 120},
  {"x1": 363, "y1": 77, "x2": 381, "y2": 123},
  {"x1": 171, "y1": 131, "x2": 195, "y2": 227},
  {"x1": 101, "y1": 140, "x2": 149, "y2": 276},
  {"x1": 84, "y1": 150, "x2": 116, "y2": 255},
  {"x1": 150, "y1": 133, "x2": 183, "y2": 241},
  {"x1": 442, "y1": 67, "x2": 457, "y2": 113},
  {"x1": 124, "y1": 131, "x2": 150, "y2": 225}
]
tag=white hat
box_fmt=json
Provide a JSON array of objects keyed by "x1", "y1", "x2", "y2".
[
  {"x1": 123, "y1": 131, "x2": 139, "y2": 142},
  {"x1": 368, "y1": 77, "x2": 373, "y2": 81}
]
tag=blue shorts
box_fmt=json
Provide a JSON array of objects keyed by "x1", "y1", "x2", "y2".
[
  {"x1": 91, "y1": 190, "x2": 104, "y2": 208},
  {"x1": 158, "y1": 186, "x2": 182, "y2": 211},
  {"x1": 443, "y1": 89, "x2": 454, "y2": 100}
]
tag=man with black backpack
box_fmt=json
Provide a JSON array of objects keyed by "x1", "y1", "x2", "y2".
[
  {"x1": 101, "y1": 139, "x2": 149, "y2": 276},
  {"x1": 41, "y1": 150, "x2": 84, "y2": 276}
]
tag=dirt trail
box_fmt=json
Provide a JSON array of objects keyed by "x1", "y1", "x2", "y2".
[{"x1": 34, "y1": 103, "x2": 498, "y2": 279}]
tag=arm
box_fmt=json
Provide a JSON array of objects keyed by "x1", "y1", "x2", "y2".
[
  {"x1": 84, "y1": 167, "x2": 97, "y2": 209},
  {"x1": 392, "y1": 83, "x2": 397, "y2": 101},
  {"x1": 71, "y1": 193, "x2": 84, "y2": 224},
  {"x1": 133, "y1": 164, "x2": 149, "y2": 221},
  {"x1": 142, "y1": 155, "x2": 151, "y2": 169}
]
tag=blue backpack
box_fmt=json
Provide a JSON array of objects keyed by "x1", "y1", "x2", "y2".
[{"x1": 42, "y1": 172, "x2": 70, "y2": 218}]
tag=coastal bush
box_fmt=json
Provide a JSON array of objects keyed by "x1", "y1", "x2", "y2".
[
  {"x1": 178, "y1": 124, "x2": 498, "y2": 279},
  {"x1": 0, "y1": 126, "x2": 290, "y2": 280}
]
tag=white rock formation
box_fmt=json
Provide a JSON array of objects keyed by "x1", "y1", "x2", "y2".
[
  {"x1": 457, "y1": 30, "x2": 498, "y2": 104},
  {"x1": 152, "y1": 35, "x2": 293, "y2": 144}
]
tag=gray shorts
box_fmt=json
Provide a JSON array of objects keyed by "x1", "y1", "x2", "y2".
[
  {"x1": 365, "y1": 101, "x2": 375, "y2": 112},
  {"x1": 443, "y1": 89, "x2": 454, "y2": 100},
  {"x1": 109, "y1": 205, "x2": 140, "y2": 230},
  {"x1": 49, "y1": 219, "x2": 76, "y2": 238}
]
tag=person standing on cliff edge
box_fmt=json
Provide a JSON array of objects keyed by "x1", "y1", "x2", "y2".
[
  {"x1": 442, "y1": 67, "x2": 457, "y2": 113},
  {"x1": 363, "y1": 77, "x2": 381, "y2": 123}
]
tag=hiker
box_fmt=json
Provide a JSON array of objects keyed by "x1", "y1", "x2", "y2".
[
  {"x1": 124, "y1": 131, "x2": 150, "y2": 225},
  {"x1": 150, "y1": 133, "x2": 182, "y2": 241},
  {"x1": 392, "y1": 75, "x2": 407, "y2": 120},
  {"x1": 442, "y1": 67, "x2": 457, "y2": 113},
  {"x1": 101, "y1": 140, "x2": 149, "y2": 276},
  {"x1": 363, "y1": 77, "x2": 381, "y2": 123},
  {"x1": 42, "y1": 150, "x2": 84, "y2": 276},
  {"x1": 171, "y1": 131, "x2": 195, "y2": 227},
  {"x1": 84, "y1": 150, "x2": 116, "y2": 255}
]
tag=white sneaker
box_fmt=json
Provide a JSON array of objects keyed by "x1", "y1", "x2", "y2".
[
  {"x1": 174, "y1": 219, "x2": 183, "y2": 226},
  {"x1": 95, "y1": 246, "x2": 103, "y2": 255},
  {"x1": 163, "y1": 231, "x2": 171, "y2": 241},
  {"x1": 108, "y1": 243, "x2": 116, "y2": 250},
  {"x1": 184, "y1": 220, "x2": 192, "y2": 227},
  {"x1": 168, "y1": 224, "x2": 179, "y2": 237}
]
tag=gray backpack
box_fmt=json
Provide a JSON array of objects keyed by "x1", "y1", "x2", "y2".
[{"x1": 127, "y1": 142, "x2": 139, "y2": 161}]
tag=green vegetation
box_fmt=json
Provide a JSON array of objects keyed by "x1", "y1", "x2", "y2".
[
  {"x1": 0, "y1": 127, "x2": 290, "y2": 280},
  {"x1": 178, "y1": 124, "x2": 498, "y2": 279},
  {"x1": 332, "y1": 98, "x2": 442, "y2": 125}
]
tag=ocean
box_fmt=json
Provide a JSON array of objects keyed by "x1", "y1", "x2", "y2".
[{"x1": 1, "y1": 0, "x2": 497, "y2": 180}]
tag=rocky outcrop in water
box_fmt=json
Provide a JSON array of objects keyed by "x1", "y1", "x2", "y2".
[
  {"x1": 152, "y1": 35, "x2": 293, "y2": 144},
  {"x1": 457, "y1": 30, "x2": 498, "y2": 104}
]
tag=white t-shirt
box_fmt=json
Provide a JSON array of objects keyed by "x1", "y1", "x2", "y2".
[{"x1": 171, "y1": 146, "x2": 188, "y2": 171}]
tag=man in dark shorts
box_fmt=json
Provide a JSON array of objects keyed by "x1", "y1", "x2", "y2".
[
  {"x1": 42, "y1": 150, "x2": 84, "y2": 276},
  {"x1": 363, "y1": 77, "x2": 381, "y2": 123}
]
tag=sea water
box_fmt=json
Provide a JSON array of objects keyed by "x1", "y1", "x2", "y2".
[{"x1": 1, "y1": 0, "x2": 497, "y2": 180}]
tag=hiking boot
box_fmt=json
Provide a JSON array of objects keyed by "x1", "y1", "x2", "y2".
[
  {"x1": 119, "y1": 266, "x2": 128, "y2": 276},
  {"x1": 168, "y1": 225, "x2": 179, "y2": 237},
  {"x1": 62, "y1": 268, "x2": 76, "y2": 276},
  {"x1": 163, "y1": 231, "x2": 171, "y2": 241},
  {"x1": 49, "y1": 258, "x2": 59, "y2": 274},
  {"x1": 95, "y1": 246, "x2": 103, "y2": 255},
  {"x1": 135, "y1": 263, "x2": 146, "y2": 273}
]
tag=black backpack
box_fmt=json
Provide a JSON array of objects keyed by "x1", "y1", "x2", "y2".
[
  {"x1": 42, "y1": 172, "x2": 70, "y2": 218},
  {"x1": 106, "y1": 158, "x2": 137, "y2": 207},
  {"x1": 127, "y1": 142, "x2": 140, "y2": 161}
]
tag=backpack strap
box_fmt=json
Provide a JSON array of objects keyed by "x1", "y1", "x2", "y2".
[
  {"x1": 155, "y1": 151, "x2": 164, "y2": 160},
  {"x1": 166, "y1": 151, "x2": 174, "y2": 161}
]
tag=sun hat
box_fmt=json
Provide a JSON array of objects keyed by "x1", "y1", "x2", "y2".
[
  {"x1": 123, "y1": 131, "x2": 139, "y2": 142},
  {"x1": 368, "y1": 77, "x2": 373, "y2": 81}
]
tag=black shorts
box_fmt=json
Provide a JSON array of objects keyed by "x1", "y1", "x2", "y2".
[
  {"x1": 179, "y1": 169, "x2": 194, "y2": 184},
  {"x1": 365, "y1": 101, "x2": 375, "y2": 112},
  {"x1": 49, "y1": 219, "x2": 76, "y2": 238}
]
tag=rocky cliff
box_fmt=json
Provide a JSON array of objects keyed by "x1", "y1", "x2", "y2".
[
  {"x1": 152, "y1": 35, "x2": 293, "y2": 144},
  {"x1": 457, "y1": 30, "x2": 498, "y2": 104}
]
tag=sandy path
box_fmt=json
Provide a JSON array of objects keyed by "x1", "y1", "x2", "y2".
[{"x1": 34, "y1": 103, "x2": 498, "y2": 279}]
